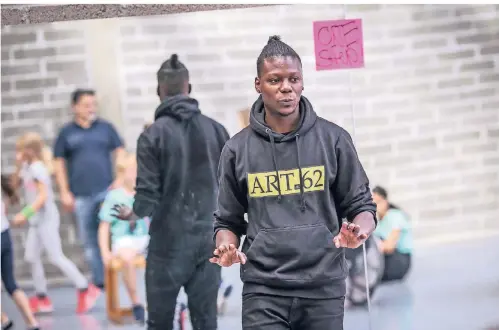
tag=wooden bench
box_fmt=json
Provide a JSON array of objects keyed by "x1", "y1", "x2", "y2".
[{"x1": 105, "y1": 254, "x2": 147, "y2": 324}]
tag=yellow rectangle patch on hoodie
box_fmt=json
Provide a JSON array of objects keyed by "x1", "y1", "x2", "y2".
[{"x1": 247, "y1": 165, "x2": 325, "y2": 198}]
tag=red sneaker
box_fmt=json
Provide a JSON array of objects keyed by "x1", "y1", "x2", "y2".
[
  {"x1": 29, "y1": 296, "x2": 53, "y2": 314},
  {"x1": 76, "y1": 284, "x2": 102, "y2": 314},
  {"x1": 28, "y1": 296, "x2": 39, "y2": 314}
]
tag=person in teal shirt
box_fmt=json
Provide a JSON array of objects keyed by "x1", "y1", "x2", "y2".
[
  {"x1": 98, "y1": 153, "x2": 149, "y2": 324},
  {"x1": 372, "y1": 186, "x2": 413, "y2": 282}
]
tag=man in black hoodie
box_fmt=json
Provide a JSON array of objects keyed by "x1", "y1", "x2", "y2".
[
  {"x1": 210, "y1": 36, "x2": 377, "y2": 330},
  {"x1": 114, "y1": 54, "x2": 230, "y2": 330}
]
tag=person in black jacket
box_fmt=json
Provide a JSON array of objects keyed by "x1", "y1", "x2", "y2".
[
  {"x1": 209, "y1": 36, "x2": 377, "y2": 330},
  {"x1": 113, "y1": 54, "x2": 230, "y2": 330}
]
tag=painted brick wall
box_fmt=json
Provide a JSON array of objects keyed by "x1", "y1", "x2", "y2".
[
  {"x1": 116, "y1": 4, "x2": 499, "y2": 238},
  {"x1": 1, "y1": 4, "x2": 498, "y2": 283},
  {"x1": 1, "y1": 23, "x2": 92, "y2": 280}
]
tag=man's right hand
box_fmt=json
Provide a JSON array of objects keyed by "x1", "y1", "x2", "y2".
[
  {"x1": 61, "y1": 191, "x2": 75, "y2": 212},
  {"x1": 111, "y1": 204, "x2": 137, "y2": 221},
  {"x1": 209, "y1": 244, "x2": 247, "y2": 267}
]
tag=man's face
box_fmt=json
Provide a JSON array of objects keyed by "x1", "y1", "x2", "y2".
[
  {"x1": 255, "y1": 56, "x2": 303, "y2": 117},
  {"x1": 73, "y1": 94, "x2": 97, "y2": 122}
]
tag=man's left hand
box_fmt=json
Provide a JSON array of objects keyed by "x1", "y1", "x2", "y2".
[
  {"x1": 111, "y1": 204, "x2": 134, "y2": 221},
  {"x1": 333, "y1": 222, "x2": 369, "y2": 249}
]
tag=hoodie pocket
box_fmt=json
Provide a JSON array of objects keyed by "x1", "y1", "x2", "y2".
[{"x1": 242, "y1": 223, "x2": 345, "y2": 288}]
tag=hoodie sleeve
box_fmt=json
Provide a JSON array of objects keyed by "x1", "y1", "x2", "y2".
[
  {"x1": 133, "y1": 130, "x2": 161, "y2": 218},
  {"x1": 332, "y1": 130, "x2": 377, "y2": 224},
  {"x1": 213, "y1": 143, "x2": 248, "y2": 241}
]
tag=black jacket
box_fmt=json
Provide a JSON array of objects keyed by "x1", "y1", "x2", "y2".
[
  {"x1": 213, "y1": 95, "x2": 376, "y2": 299},
  {"x1": 134, "y1": 95, "x2": 230, "y2": 256}
]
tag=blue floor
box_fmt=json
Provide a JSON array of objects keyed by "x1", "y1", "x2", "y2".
[{"x1": 2, "y1": 236, "x2": 499, "y2": 330}]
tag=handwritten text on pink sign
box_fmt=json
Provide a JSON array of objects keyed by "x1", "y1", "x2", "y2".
[{"x1": 313, "y1": 19, "x2": 365, "y2": 71}]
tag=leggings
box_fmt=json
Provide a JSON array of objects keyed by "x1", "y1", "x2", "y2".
[
  {"x1": 1, "y1": 229, "x2": 19, "y2": 296},
  {"x1": 25, "y1": 216, "x2": 88, "y2": 294},
  {"x1": 381, "y1": 250, "x2": 411, "y2": 282}
]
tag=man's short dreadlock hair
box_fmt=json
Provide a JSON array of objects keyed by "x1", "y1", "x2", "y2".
[
  {"x1": 256, "y1": 35, "x2": 302, "y2": 77},
  {"x1": 157, "y1": 54, "x2": 189, "y2": 96}
]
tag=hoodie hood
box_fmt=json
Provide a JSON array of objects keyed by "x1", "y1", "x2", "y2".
[
  {"x1": 249, "y1": 95, "x2": 317, "y2": 142},
  {"x1": 154, "y1": 95, "x2": 201, "y2": 121},
  {"x1": 248, "y1": 95, "x2": 318, "y2": 211}
]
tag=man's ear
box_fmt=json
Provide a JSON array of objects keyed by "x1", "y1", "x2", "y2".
[
  {"x1": 254, "y1": 77, "x2": 261, "y2": 94},
  {"x1": 188, "y1": 83, "x2": 192, "y2": 95}
]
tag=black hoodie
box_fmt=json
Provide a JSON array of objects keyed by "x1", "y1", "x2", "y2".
[
  {"x1": 134, "y1": 95, "x2": 230, "y2": 256},
  {"x1": 213, "y1": 95, "x2": 377, "y2": 299}
]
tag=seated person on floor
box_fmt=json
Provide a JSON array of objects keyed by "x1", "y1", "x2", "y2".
[
  {"x1": 98, "y1": 152, "x2": 150, "y2": 325},
  {"x1": 372, "y1": 186, "x2": 413, "y2": 282}
]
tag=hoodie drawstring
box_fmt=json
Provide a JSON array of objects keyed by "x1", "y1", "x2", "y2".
[
  {"x1": 295, "y1": 134, "x2": 306, "y2": 212},
  {"x1": 267, "y1": 129, "x2": 282, "y2": 202},
  {"x1": 266, "y1": 129, "x2": 306, "y2": 211}
]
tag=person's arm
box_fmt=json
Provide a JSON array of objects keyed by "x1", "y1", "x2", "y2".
[
  {"x1": 107, "y1": 123, "x2": 126, "y2": 189},
  {"x1": 214, "y1": 144, "x2": 248, "y2": 248},
  {"x1": 54, "y1": 158, "x2": 70, "y2": 194},
  {"x1": 133, "y1": 130, "x2": 161, "y2": 219},
  {"x1": 53, "y1": 130, "x2": 70, "y2": 195},
  {"x1": 98, "y1": 222, "x2": 112, "y2": 261},
  {"x1": 28, "y1": 163, "x2": 51, "y2": 212},
  {"x1": 14, "y1": 163, "x2": 49, "y2": 226},
  {"x1": 30, "y1": 180, "x2": 48, "y2": 212},
  {"x1": 333, "y1": 130, "x2": 377, "y2": 236},
  {"x1": 216, "y1": 125, "x2": 231, "y2": 180},
  {"x1": 98, "y1": 193, "x2": 117, "y2": 261},
  {"x1": 219, "y1": 126, "x2": 231, "y2": 146},
  {"x1": 380, "y1": 229, "x2": 401, "y2": 254},
  {"x1": 379, "y1": 211, "x2": 406, "y2": 253}
]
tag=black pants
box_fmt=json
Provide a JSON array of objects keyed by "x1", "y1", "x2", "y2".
[
  {"x1": 382, "y1": 251, "x2": 411, "y2": 282},
  {"x1": 1, "y1": 230, "x2": 19, "y2": 296},
  {"x1": 145, "y1": 252, "x2": 220, "y2": 330},
  {"x1": 242, "y1": 292, "x2": 344, "y2": 330}
]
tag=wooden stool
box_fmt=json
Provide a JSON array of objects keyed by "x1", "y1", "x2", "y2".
[{"x1": 105, "y1": 255, "x2": 146, "y2": 324}]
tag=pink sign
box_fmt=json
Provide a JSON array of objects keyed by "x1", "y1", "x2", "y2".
[{"x1": 313, "y1": 19, "x2": 365, "y2": 71}]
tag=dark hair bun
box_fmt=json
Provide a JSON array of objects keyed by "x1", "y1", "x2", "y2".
[
  {"x1": 267, "y1": 35, "x2": 281, "y2": 44},
  {"x1": 170, "y1": 54, "x2": 179, "y2": 68}
]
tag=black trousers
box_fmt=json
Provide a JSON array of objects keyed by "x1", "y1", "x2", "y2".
[
  {"x1": 242, "y1": 292, "x2": 345, "y2": 330},
  {"x1": 1, "y1": 230, "x2": 18, "y2": 296},
  {"x1": 382, "y1": 251, "x2": 411, "y2": 282},
  {"x1": 145, "y1": 252, "x2": 220, "y2": 330}
]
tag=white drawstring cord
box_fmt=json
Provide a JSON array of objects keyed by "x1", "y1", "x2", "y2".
[
  {"x1": 348, "y1": 57, "x2": 374, "y2": 330},
  {"x1": 340, "y1": 4, "x2": 374, "y2": 325}
]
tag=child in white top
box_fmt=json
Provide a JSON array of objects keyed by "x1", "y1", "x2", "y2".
[{"x1": 12, "y1": 132, "x2": 101, "y2": 314}]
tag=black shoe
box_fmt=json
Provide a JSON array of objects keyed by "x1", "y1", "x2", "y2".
[
  {"x1": 133, "y1": 304, "x2": 145, "y2": 325},
  {"x1": 1, "y1": 320, "x2": 13, "y2": 330}
]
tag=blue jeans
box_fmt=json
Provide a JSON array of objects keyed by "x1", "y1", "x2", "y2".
[{"x1": 74, "y1": 191, "x2": 108, "y2": 287}]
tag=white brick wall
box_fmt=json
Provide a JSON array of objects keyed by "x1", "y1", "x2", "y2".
[
  {"x1": 1, "y1": 4, "x2": 498, "y2": 282},
  {"x1": 1, "y1": 22, "x2": 93, "y2": 278},
  {"x1": 115, "y1": 4, "x2": 499, "y2": 238}
]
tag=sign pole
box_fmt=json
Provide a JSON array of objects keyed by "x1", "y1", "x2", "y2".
[{"x1": 313, "y1": 9, "x2": 373, "y2": 330}]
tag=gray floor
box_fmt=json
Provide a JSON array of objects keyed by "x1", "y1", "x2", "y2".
[{"x1": 2, "y1": 236, "x2": 499, "y2": 330}]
